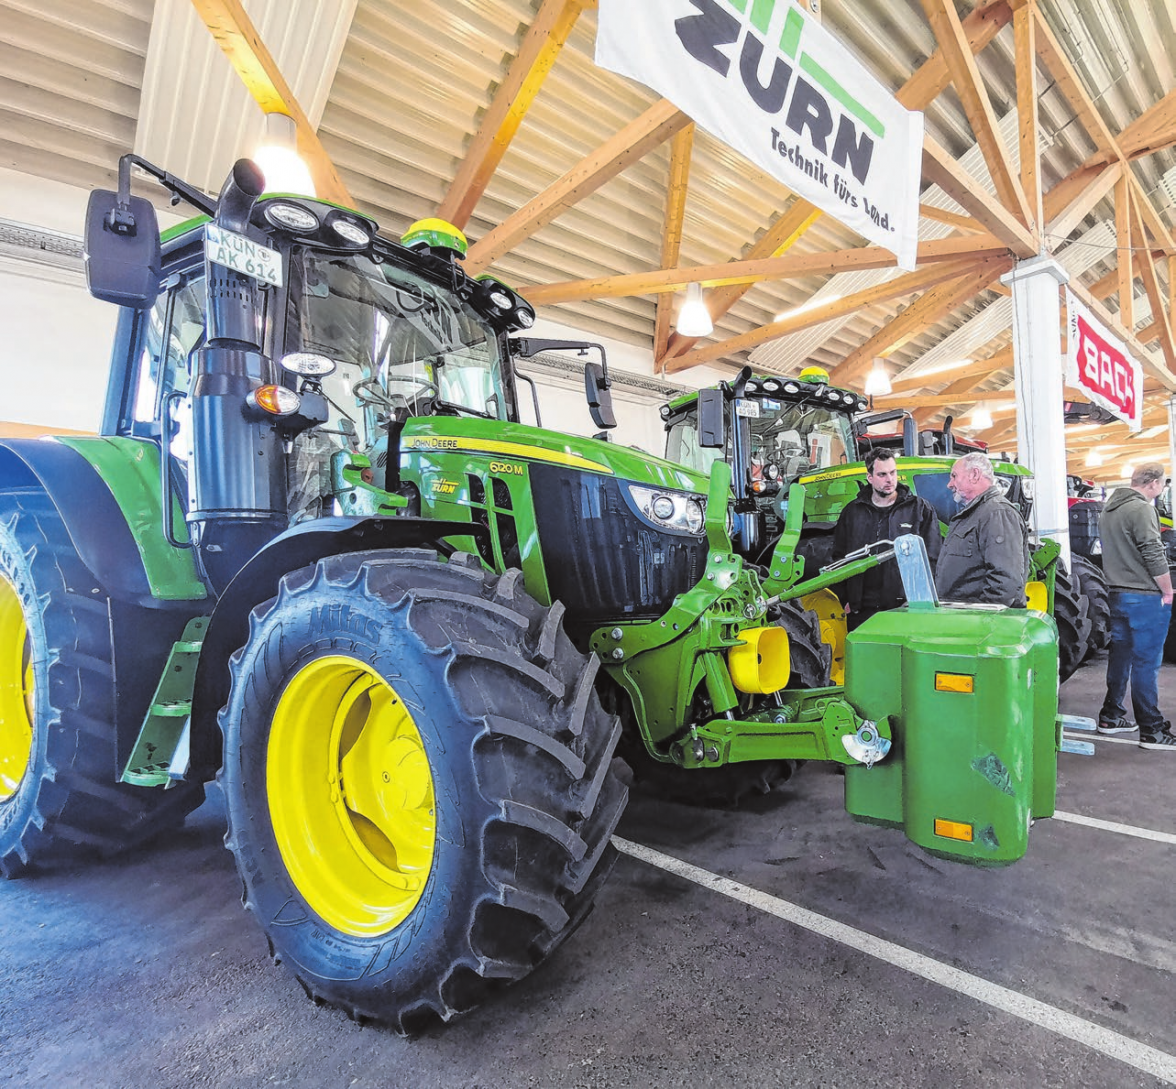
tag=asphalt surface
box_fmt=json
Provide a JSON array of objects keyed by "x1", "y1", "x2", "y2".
[{"x1": 3, "y1": 652, "x2": 1175, "y2": 1089}]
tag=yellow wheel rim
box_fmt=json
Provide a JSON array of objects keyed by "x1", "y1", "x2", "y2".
[
  {"x1": 267, "y1": 656, "x2": 437, "y2": 936},
  {"x1": 0, "y1": 574, "x2": 34, "y2": 803}
]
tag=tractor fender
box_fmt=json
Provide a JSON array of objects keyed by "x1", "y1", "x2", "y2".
[
  {"x1": 0, "y1": 438, "x2": 161, "y2": 606},
  {"x1": 188, "y1": 515, "x2": 488, "y2": 779}
]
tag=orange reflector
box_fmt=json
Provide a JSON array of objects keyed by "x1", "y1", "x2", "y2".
[
  {"x1": 934, "y1": 818, "x2": 974, "y2": 842},
  {"x1": 249, "y1": 384, "x2": 300, "y2": 416},
  {"x1": 935, "y1": 672, "x2": 974, "y2": 693}
]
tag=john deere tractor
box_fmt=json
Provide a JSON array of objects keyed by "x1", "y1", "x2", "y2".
[
  {"x1": 661, "y1": 368, "x2": 1093, "y2": 681},
  {"x1": 0, "y1": 156, "x2": 1070, "y2": 1032}
]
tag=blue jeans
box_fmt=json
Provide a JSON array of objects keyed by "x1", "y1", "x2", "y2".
[{"x1": 1101, "y1": 591, "x2": 1171, "y2": 731}]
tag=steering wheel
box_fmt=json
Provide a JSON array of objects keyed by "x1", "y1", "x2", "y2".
[{"x1": 353, "y1": 375, "x2": 438, "y2": 410}]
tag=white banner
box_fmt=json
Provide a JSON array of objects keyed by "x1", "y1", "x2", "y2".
[
  {"x1": 1065, "y1": 290, "x2": 1143, "y2": 432},
  {"x1": 595, "y1": 0, "x2": 924, "y2": 269}
]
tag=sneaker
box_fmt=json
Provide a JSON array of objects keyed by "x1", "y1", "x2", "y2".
[
  {"x1": 1139, "y1": 725, "x2": 1176, "y2": 750},
  {"x1": 1097, "y1": 717, "x2": 1136, "y2": 735}
]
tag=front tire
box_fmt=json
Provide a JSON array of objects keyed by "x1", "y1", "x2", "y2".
[
  {"x1": 0, "y1": 491, "x2": 204, "y2": 877},
  {"x1": 1072, "y1": 555, "x2": 1109, "y2": 657},
  {"x1": 1053, "y1": 561, "x2": 1092, "y2": 682},
  {"x1": 218, "y1": 550, "x2": 627, "y2": 1032}
]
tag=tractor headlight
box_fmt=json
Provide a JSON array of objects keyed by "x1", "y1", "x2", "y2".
[
  {"x1": 1021, "y1": 477, "x2": 1035, "y2": 500},
  {"x1": 627, "y1": 484, "x2": 707, "y2": 535}
]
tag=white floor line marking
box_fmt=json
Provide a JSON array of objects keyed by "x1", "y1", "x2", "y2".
[
  {"x1": 1052, "y1": 810, "x2": 1176, "y2": 845},
  {"x1": 613, "y1": 836, "x2": 1176, "y2": 1086}
]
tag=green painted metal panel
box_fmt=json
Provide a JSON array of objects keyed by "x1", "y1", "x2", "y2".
[{"x1": 56, "y1": 437, "x2": 207, "y2": 601}]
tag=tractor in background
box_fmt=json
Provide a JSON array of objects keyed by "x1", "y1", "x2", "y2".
[
  {"x1": 0, "y1": 155, "x2": 1067, "y2": 1032},
  {"x1": 661, "y1": 368, "x2": 1094, "y2": 681}
]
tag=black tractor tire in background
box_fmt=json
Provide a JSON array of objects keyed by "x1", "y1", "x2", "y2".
[
  {"x1": 1071, "y1": 555, "x2": 1110, "y2": 658},
  {"x1": 1053, "y1": 560, "x2": 1092, "y2": 683},
  {"x1": 0, "y1": 491, "x2": 205, "y2": 878},
  {"x1": 772, "y1": 597, "x2": 833, "y2": 689},
  {"x1": 218, "y1": 550, "x2": 628, "y2": 1033}
]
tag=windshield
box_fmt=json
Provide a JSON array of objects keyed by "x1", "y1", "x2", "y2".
[
  {"x1": 666, "y1": 397, "x2": 855, "y2": 482},
  {"x1": 286, "y1": 250, "x2": 510, "y2": 443}
]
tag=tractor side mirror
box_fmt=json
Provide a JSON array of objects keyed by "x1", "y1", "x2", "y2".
[
  {"x1": 698, "y1": 388, "x2": 726, "y2": 448},
  {"x1": 584, "y1": 362, "x2": 616, "y2": 430},
  {"x1": 84, "y1": 190, "x2": 162, "y2": 309}
]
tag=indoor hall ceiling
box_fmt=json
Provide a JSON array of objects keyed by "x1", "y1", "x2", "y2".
[{"x1": 2, "y1": 0, "x2": 1175, "y2": 479}]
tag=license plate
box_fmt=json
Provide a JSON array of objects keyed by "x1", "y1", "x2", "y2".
[
  {"x1": 735, "y1": 399, "x2": 760, "y2": 418},
  {"x1": 205, "y1": 224, "x2": 283, "y2": 287}
]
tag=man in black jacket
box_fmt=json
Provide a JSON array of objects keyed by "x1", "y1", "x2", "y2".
[{"x1": 832, "y1": 449, "x2": 942, "y2": 630}]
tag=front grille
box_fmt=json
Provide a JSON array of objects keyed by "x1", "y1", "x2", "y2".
[{"x1": 529, "y1": 464, "x2": 707, "y2": 630}]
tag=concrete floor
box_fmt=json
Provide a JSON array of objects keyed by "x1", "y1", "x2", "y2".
[{"x1": 3, "y1": 653, "x2": 1175, "y2": 1089}]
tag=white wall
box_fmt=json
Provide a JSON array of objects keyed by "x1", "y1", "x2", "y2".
[
  {"x1": 0, "y1": 169, "x2": 120, "y2": 432},
  {"x1": 0, "y1": 167, "x2": 729, "y2": 442}
]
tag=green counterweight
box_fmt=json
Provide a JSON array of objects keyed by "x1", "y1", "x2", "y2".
[{"x1": 844, "y1": 605, "x2": 1059, "y2": 867}]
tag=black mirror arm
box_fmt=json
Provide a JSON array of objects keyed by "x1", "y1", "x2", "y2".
[{"x1": 114, "y1": 154, "x2": 217, "y2": 229}]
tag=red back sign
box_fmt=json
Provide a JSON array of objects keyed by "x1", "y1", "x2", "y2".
[{"x1": 1066, "y1": 292, "x2": 1142, "y2": 431}]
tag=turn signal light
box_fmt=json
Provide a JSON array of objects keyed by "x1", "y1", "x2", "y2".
[{"x1": 248, "y1": 385, "x2": 301, "y2": 417}]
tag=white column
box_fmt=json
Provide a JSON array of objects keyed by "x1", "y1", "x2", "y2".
[
  {"x1": 1001, "y1": 256, "x2": 1071, "y2": 570},
  {"x1": 1168, "y1": 397, "x2": 1176, "y2": 488}
]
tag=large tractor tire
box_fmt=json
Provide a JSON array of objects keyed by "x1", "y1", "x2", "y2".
[
  {"x1": 1072, "y1": 555, "x2": 1109, "y2": 657},
  {"x1": 1053, "y1": 561, "x2": 1092, "y2": 683},
  {"x1": 0, "y1": 491, "x2": 205, "y2": 877},
  {"x1": 218, "y1": 550, "x2": 628, "y2": 1033}
]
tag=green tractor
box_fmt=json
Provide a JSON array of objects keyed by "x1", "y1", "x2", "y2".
[
  {"x1": 661, "y1": 368, "x2": 1093, "y2": 681},
  {"x1": 0, "y1": 156, "x2": 1073, "y2": 1032}
]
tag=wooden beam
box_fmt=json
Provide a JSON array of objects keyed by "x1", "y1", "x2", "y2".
[
  {"x1": 1115, "y1": 173, "x2": 1134, "y2": 329},
  {"x1": 522, "y1": 234, "x2": 1009, "y2": 307},
  {"x1": 921, "y1": 0, "x2": 1033, "y2": 230},
  {"x1": 1032, "y1": 5, "x2": 1118, "y2": 156},
  {"x1": 463, "y1": 99, "x2": 691, "y2": 276},
  {"x1": 436, "y1": 0, "x2": 587, "y2": 228},
  {"x1": 654, "y1": 124, "x2": 694, "y2": 369},
  {"x1": 919, "y1": 204, "x2": 986, "y2": 233},
  {"x1": 922, "y1": 134, "x2": 1037, "y2": 256},
  {"x1": 890, "y1": 348, "x2": 1013, "y2": 393},
  {"x1": 872, "y1": 390, "x2": 1015, "y2": 410},
  {"x1": 1044, "y1": 161, "x2": 1120, "y2": 243},
  {"x1": 1129, "y1": 174, "x2": 1176, "y2": 255},
  {"x1": 662, "y1": 199, "x2": 822, "y2": 360},
  {"x1": 830, "y1": 256, "x2": 1015, "y2": 386},
  {"x1": 663, "y1": 259, "x2": 982, "y2": 374},
  {"x1": 1117, "y1": 89, "x2": 1176, "y2": 161},
  {"x1": 897, "y1": 0, "x2": 1013, "y2": 109},
  {"x1": 190, "y1": 0, "x2": 351, "y2": 206},
  {"x1": 1130, "y1": 193, "x2": 1176, "y2": 372},
  {"x1": 1014, "y1": 2, "x2": 1043, "y2": 234}
]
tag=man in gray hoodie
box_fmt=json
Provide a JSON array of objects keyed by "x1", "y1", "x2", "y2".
[
  {"x1": 1098, "y1": 462, "x2": 1176, "y2": 750},
  {"x1": 935, "y1": 453, "x2": 1028, "y2": 607}
]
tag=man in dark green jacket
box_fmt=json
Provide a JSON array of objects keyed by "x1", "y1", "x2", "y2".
[
  {"x1": 1097, "y1": 462, "x2": 1175, "y2": 749},
  {"x1": 935, "y1": 453, "x2": 1028, "y2": 607},
  {"x1": 832, "y1": 449, "x2": 942, "y2": 630}
]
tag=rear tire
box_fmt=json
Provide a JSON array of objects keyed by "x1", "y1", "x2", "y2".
[
  {"x1": 0, "y1": 491, "x2": 204, "y2": 877},
  {"x1": 1072, "y1": 555, "x2": 1109, "y2": 657},
  {"x1": 218, "y1": 550, "x2": 627, "y2": 1032}
]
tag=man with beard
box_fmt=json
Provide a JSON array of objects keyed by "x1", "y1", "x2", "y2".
[
  {"x1": 832, "y1": 448, "x2": 942, "y2": 630},
  {"x1": 935, "y1": 452, "x2": 1028, "y2": 606}
]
